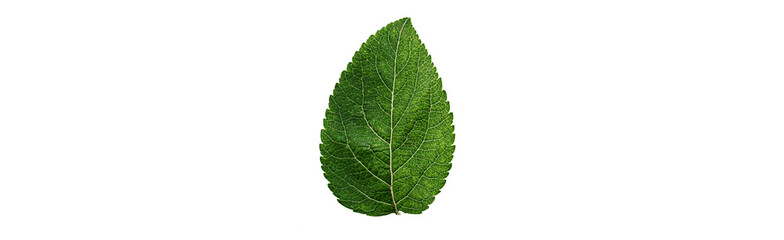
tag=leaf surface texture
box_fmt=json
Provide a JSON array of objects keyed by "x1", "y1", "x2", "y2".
[{"x1": 320, "y1": 17, "x2": 454, "y2": 216}]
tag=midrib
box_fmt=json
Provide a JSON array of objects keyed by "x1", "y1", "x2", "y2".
[{"x1": 388, "y1": 18, "x2": 408, "y2": 215}]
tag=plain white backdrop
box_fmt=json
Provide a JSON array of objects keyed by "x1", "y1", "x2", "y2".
[{"x1": 1, "y1": 0, "x2": 783, "y2": 239}]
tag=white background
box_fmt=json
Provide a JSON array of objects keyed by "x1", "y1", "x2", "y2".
[{"x1": 1, "y1": 0, "x2": 783, "y2": 239}]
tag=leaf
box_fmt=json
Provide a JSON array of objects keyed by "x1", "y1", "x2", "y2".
[{"x1": 320, "y1": 17, "x2": 455, "y2": 216}]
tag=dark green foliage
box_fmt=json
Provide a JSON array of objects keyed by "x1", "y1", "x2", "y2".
[{"x1": 320, "y1": 17, "x2": 454, "y2": 216}]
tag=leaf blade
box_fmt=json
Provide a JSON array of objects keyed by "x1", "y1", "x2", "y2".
[{"x1": 321, "y1": 17, "x2": 454, "y2": 216}]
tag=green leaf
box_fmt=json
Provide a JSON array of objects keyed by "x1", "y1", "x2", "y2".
[{"x1": 320, "y1": 17, "x2": 455, "y2": 216}]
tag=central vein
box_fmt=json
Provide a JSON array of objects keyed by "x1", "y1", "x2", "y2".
[{"x1": 389, "y1": 19, "x2": 408, "y2": 215}]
